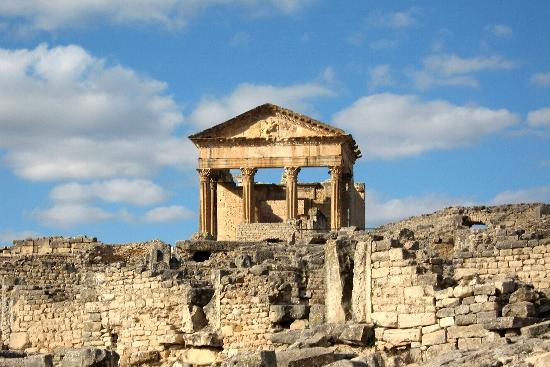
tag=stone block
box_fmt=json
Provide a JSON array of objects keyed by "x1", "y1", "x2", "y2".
[
  {"x1": 474, "y1": 284, "x2": 496, "y2": 296},
  {"x1": 494, "y1": 278, "x2": 516, "y2": 294},
  {"x1": 521, "y1": 320, "x2": 550, "y2": 337},
  {"x1": 269, "y1": 305, "x2": 309, "y2": 323},
  {"x1": 453, "y1": 286, "x2": 473, "y2": 299},
  {"x1": 371, "y1": 312, "x2": 397, "y2": 328},
  {"x1": 436, "y1": 308, "x2": 454, "y2": 318},
  {"x1": 388, "y1": 248, "x2": 404, "y2": 261},
  {"x1": 524, "y1": 351, "x2": 550, "y2": 367},
  {"x1": 447, "y1": 324, "x2": 491, "y2": 339},
  {"x1": 482, "y1": 317, "x2": 539, "y2": 330},
  {"x1": 455, "y1": 314, "x2": 476, "y2": 326},
  {"x1": 9, "y1": 332, "x2": 30, "y2": 350},
  {"x1": 457, "y1": 337, "x2": 482, "y2": 351},
  {"x1": 276, "y1": 347, "x2": 338, "y2": 367},
  {"x1": 438, "y1": 298, "x2": 460, "y2": 308},
  {"x1": 424, "y1": 343, "x2": 457, "y2": 361},
  {"x1": 476, "y1": 311, "x2": 498, "y2": 323},
  {"x1": 382, "y1": 328, "x2": 421, "y2": 345},
  {"x1": 422, "y1": 329, "x2": 446, "y2": 346},
  {"x1": 338, "y1": 324, "x2": 374, "y2": 346},
  {"x1": 502, "y1": 301, "x2": 536, "y2": 318},
  {"x1": 439, "y1": 317, "x2": 455, "y2": 327},
  {"x1": 454, "y1": 305, "x2": 469, "y2": 315},
  {"x1": 180, "y1": 348, "x2": 220, "y2": 366},
  {"x1": 398, "y1": 313, "x2": 436, "y2": 328},
  {"x1": 404, "y1": 286, "x2": 424, "y2": 298}
]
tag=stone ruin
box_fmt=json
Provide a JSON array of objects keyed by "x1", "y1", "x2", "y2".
[
  {"x1": 0, "y1": 105, "x2": 549, "y2": 367},
  {"x1": 0, "y1": 203, "x2": 549, "y2": 367}
]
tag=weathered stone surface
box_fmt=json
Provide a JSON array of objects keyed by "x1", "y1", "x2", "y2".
[
  {"x1": 275, "y1": 347, "x2": 338, "y2": 367},
  {"x1": 502, "y1": 301, "x2": 536, "y2": 317},
  {"x1": 222, "y1": 351, "x2": 276, "y2": 367},
  {"x1": 9, "y1": 332, "x2": 30, "y2": 350},
  {"x1": 521, "y1": 320, "x2": 550, "y2": 337},
  {"x1": 482, "y1": 317, "x2": 539, "y2": 330},
  {"x1": 338, "y1": 324, "x2": 374, "y2": 346},
  {"x1": 422, "y1": 329, "x2": 446, "y2": 346},
  {"x1": 398, "y1": 312, "x2": 436, "y2": 328},
  {"x1": 382, "y1": 328, "x2": 421, "y2": 345},
  {"x1": 269, "y1": 305, "x2": 309, "y2": 323},
  {"x1": 60, "y1": 348, "x2": 117, "y2": 367},
  {"x1": 371, "y1": 312, "x2": 397, "y2": 328},
  {"x1": 447, "y1": 324, "x2": 491, "y2": 339},
  {"x1": 180, "y1": 348, "x2": 220, "y2": 366}
]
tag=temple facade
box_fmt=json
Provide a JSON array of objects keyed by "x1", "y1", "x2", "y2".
[{"x1": 189, "y1": 103, "x2": 365, "y2": 240}]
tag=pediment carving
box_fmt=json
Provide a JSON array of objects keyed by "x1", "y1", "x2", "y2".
[{"x1": 189, "y1": 104, "x2": 347, "y2": 142}]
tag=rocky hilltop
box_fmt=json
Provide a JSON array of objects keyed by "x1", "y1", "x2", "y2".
[{"x1": 0, "y1": 203, "x2": 548, "y2": 367}]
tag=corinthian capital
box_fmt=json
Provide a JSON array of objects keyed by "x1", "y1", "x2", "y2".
[
  {"x1": 328, "y1": 166, "x2": 343, "y2": 179},
  {"x1": 283, "y1": 166, "x2": 301, "y2": 183},
  {"x1": 240, "y1": 167, "x2": 258, "y2": 178},
  {"x1": 197, "y1": 168, "x2": 213, "y2": 182}
]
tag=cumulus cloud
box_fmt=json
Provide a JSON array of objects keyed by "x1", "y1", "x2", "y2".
[
  {"x1": 332, "y1": 93, "x2": 519, "y2": 159},
  {"x1": 409, "y1": 54, "x2": 516, "y2": 89},
  {"x1": 485, "y1": 24, "x2": 513, "y2": 38},
  {"x1": 368, "y1": 65, "x2": 393, "y2": 90},
  {"x1": 0, "y1": 0, "x2": 314, "y2": 31},
  {"x1": 0, "y1": 229, "x2": 38, "y2": 244},
  {"x1": 143, "y1": 205, "x2": 195, "y2": 222},
  {"x1": 32, "y1": 204, "x2": 132, "y2": 228},
  {"x1": 527, "y1": 108, "x2": 550, "y2": 129},
  {"x1": 0, "y1": 43, "x2": 195, "y2": 181},
  {"x1": 492, "y1": 186, "x2": 550, "y2": 205},
  {"x1": 50, "y1": 179, "x2": 167, "y2": 206},
  {"x1": 367, "y1": 10, "x2": 417, "y2": 28},
  {"x1": 365, "y1": 190, "x2": 471, "y2": 226},
  {"x1": 530, "y1": 72, "x2": 550, "y2": 87},
  {"x1": 188, "y1": 80, "x2": 334, "y2": 128}
]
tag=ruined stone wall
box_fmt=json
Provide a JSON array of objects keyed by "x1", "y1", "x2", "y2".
[{"x1": 0, "y1": 203, "x2": 547, "y2": 367}]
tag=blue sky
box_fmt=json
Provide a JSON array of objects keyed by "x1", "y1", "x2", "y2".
[{"x1": 0, "y1": 0, "x2": 548, "y2": 245}]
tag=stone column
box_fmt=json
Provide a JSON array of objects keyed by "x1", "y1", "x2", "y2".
[
  {"x1": 240, "y1": 168, "x2": 257, "y2": 224},
  {"x1": 284, "y1": 167, "x2": 301, "y2": 220},
  {"x1": 198, "y1": 169, "x2": 212, "y2": 234},
  {"x1": 329, "y1": 166, "x2": 343, "y2": 230},
  {"x1": 209, "y1": 173, "x2": 218, "y2": 238}
]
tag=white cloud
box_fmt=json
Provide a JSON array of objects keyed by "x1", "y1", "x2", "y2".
[
  {"x1": 424, "y1": 54, "x2": 515, "y2": 76},
  {"x1": 527, "y1": 108, "x2": 550, "y2": 129},
  {"x1": 368, "y1": 10, "x2": 416, "y2": 28},
  {"x1": 32, "y1": 204, "x2": 132, "y2": 228},
  {"x1": 530, "y1": 72, "x2": 550, "y2": 87},
  {"x1": 188, "y1": 80, "x2": 334, "y2": 128},
  {"x1": 230, "y1": 32, "x2": 251, "y2": 46},
  {"x1": 0, "y1": 44, "x2": 195, "y2": 181},
  {"x1": 50, "y1": 179, "x2": 167, "y2": 206},
  {"x1": 409, "y1": 54, "x2": 515, "y2": 89},
  {"x1": 0, "y1": 230, "x2": 38, "y2": 244},
  {"x1": 365, "y1": 190, "x2": 470, "y2": 226},
  {"x1": 368, "y1": 65, "x2": 393, "y2": 90},
  {"x1": 332, "y1": 93, "x2": 519, "y2": 159},
  {"x1": 369, "y1": 38, "x2": 399, "y2": 50},
  {"x1": 0, "y1": 0, "x2": 314, "y2": 31},
  {"x1": 143, "y1": 205, "x2": 194, "y2": 222},
  {"x1": 486, "y1": 24, "x2": 513, "y2": 38},
  {"x1": 492, "y1": 186, "x2": 550, "y2": 205}
]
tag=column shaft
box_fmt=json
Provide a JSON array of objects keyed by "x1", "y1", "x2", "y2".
[
  {"x1": 198, "y1": 169, "x2": 212, "y2": 234},
  {"x1": 329, "y1": 166, "x2": 343, "y2": 230},
  {"x1": 209, "y1": 175, "x2": 218, "y2": 238},
  {"x1": 284, "y1": 167, "x2": 301, "y2": 220},
  {"x1": 240, "y1": 168, "x2": 257, "y2": 224}
]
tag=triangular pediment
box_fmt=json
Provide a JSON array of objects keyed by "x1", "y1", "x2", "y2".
[{"x1": 189, "y1": 103, "x2": 346, "y2": 141}]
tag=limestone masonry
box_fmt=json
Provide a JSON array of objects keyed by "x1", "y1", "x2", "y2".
[{"x1": 1, "y1": 105, "x2": 549, "y2": 367}]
